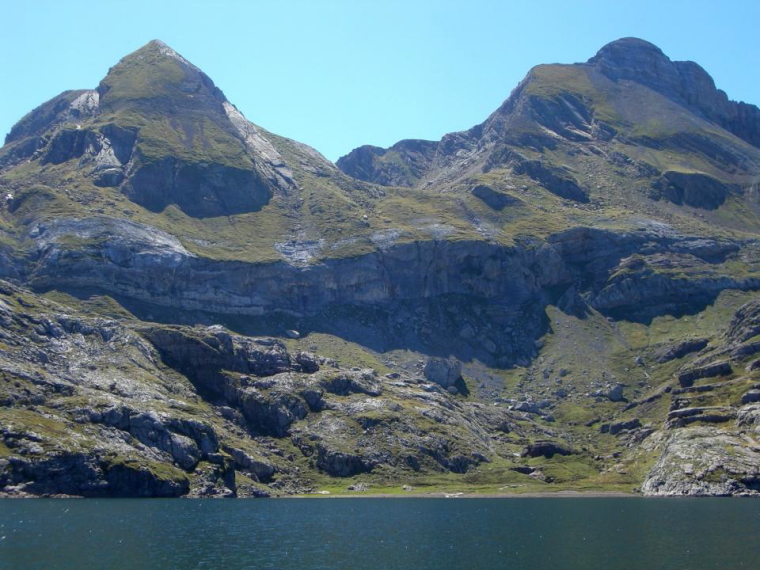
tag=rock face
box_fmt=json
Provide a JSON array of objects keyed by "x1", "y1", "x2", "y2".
[
  {"x1": 642, "y1": 427, "x2": 760, "y2": 496},
  {"x1": 652, "y1": 171, "x2": 734, "y2": 210},
  {"x1": 471, "y1": 185, "x2": 518, "y2": 210},
  {"x1": 121, "y1": 158, "x2": 274, "y2": 218}
]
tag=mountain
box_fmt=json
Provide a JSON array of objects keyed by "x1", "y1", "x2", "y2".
[{"x1": 1, "y1": 38, "x2": 760, "y2": 497}]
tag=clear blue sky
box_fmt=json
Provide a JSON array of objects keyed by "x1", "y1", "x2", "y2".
[{"x1": 1, "y1": 0, "x2": 758, "y2": 161}]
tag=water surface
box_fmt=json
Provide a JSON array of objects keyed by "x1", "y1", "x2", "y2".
[{"x1": 1, "y1": 497, "x2": 758, "y2": 569}]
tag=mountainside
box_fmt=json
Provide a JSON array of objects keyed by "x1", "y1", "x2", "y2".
[{"x1": 1, "y1": 38, "x2": 760, "y2": 497}]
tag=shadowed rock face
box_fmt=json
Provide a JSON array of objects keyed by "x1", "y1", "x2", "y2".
[
  {"x1": 471, "y1": 185, "x2": 519, "y2": 210},
  {"x1": 652, "y1": 171, "x2": 735, "y2": 210},
  {"x1": 121, "y1": 157, "x2": 273, "y2": 217}
]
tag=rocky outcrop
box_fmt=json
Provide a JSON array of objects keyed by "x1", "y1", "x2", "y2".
[
  {"x1": 642, "y1": 427, "x2": 760, "y2": 496},
  {"x1": 666, "y1": 406, "x2": 736, "y2": 428},
  {"x1": 142, "y1": 325, "x2": 297, "y2": 380},
  {"x1": 652, "y1": 171, "x2": 735, "y2": 210},
  {"x1": 677, "y1": 361, "x2": 732, "y2": 388},
  {"x1": 89, "y1": 406, "x2": 220, "y2": 470},
  {"x1": 653, "y1": 338, "x2": 709, "y2": 363},
  {"x1": 590, "y1": 252, "x2": 760, "y2": 321},
  {"x1": 511, "y1": 157, "x2": 589, "y2": 203},
  {"x1": 522, "y1": 441, "x2": 574, "y2": 458},
  {"x1": 606, "y1": 418, "x2": 641, "y2": 435},
  {"x1": 424, "y1": 357, "x2": 462, "y2": 389},
  {"x1": 121, "y1": 156, "x2": 275, "y2": 217},
  {"x1": 471, "y1": 185, "x2": 518, "y2": 210},
  {"x1": 0, "y1": 453, "x2": 190, "y2": 498},
  {"x1": 725, "y1": 298, "x2": 760, "y2": 345}
]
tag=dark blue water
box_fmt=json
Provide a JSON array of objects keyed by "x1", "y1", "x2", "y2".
[{"x1": 1, "y1": 498, "x2": 758, "y2": 569}]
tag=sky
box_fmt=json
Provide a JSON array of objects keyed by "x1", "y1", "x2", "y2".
[{"x1": 1, "y1": 0, "x2": 758, "y2": 162}]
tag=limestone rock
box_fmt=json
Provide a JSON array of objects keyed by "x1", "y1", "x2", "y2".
[{"x1": 423, "y1": 358, "x2": 462, "y2": 389}]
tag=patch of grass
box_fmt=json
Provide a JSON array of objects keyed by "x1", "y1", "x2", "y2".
[
  {"x1": 103, "y1": 454, "x2": 188, "y2": 484},
  {"x1": 285, "y1": 333, "x2": 390, "y2": 374}
]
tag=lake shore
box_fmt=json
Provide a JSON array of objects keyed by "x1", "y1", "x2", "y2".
[{"x1": 293, "y1": 490, "x2": 638, "y2": 499}]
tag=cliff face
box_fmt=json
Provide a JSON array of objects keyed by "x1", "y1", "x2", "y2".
[{"x1": 2, "y1": 38, "x2": 760, "y2": 497}]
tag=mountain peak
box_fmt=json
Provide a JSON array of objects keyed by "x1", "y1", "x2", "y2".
[
  {"x1": 587, "y1": 37, "x2": 678, "y2": 89},
  {"x1": 131, "y1": 39, "x2": 197, "y2": 68},
  {"x1": 588, "y1": 37, "x2": 667, "y2": 64},
  {"x1": 97, "y1": 40, "x2": 226, "y2": 111},
  {"x1": 146, "y1": 38, "x2": 170, "y2": 48},
  {"x1": 582, "y1": 36, "x2": 760, "y2": 148}
]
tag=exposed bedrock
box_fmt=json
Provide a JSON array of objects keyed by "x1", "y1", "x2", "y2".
[
  {"x1": 651, "y1": 171, "x2": 737, "y2": 210},
  {"x1": 26, "y1": 222, "x2": 568, "y2": 315},
  {"x1": 0, "y1": 452, "x2": 191, "y2": 498},
  {"x1": 16, "y1": 219, "x2": 760, "y2": 362},
  {"x1": 641, "y1": 427, "x2": 760, "y2": 497},
  {"x1": 121, "y1": 156, "x2": 274, "y2": 218}
]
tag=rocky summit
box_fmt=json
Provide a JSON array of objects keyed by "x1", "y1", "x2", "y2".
[{"x1": 1, "y1": 38, "x2": 760, "y2": 497}]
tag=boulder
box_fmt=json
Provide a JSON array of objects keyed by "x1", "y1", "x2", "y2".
[
  {"x1": 423, "y1": 357, "x2": 462, "y2": 389},
  {"x1": 593, "y1": 383, "x2": 625, "y2": 402},
  {"x1": 513, "y1": 401, "x2": 540, "y2": 414},
  {"x1": 741, "y1": 390, "x2": 760, "y2": 405}
]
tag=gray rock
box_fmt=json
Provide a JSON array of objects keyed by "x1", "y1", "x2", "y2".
[
  {"x1": 609, "y1": 418, "x2": 641, "y2": 435},
  {"x1": 741, "y1": 390, "x2": 760, "y2": 405},
  {"x1": 471, "y1": 185, "x2": 518, "y2": 210},
  {"x1": 513, "y1": 401, "x2": 540, "y2": 414},
  {"x1": 642, "y1": 427, "x2": 760, "y2": 496},
  {"x1": 654, "y1": 338, "x2": 709, "y2": 363},
  {"x1": 606, "y1": 383, "x2": 625, "y2": 402},
  {"x1": 677, "y1": 361, "x2": 732, "y2": 387},
  {"x1": 592, "y1": 383, "x2": 625, "y2": 402},
  {"x1": 423, "y1": 358, "x2": 462, "y2": 389}
]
